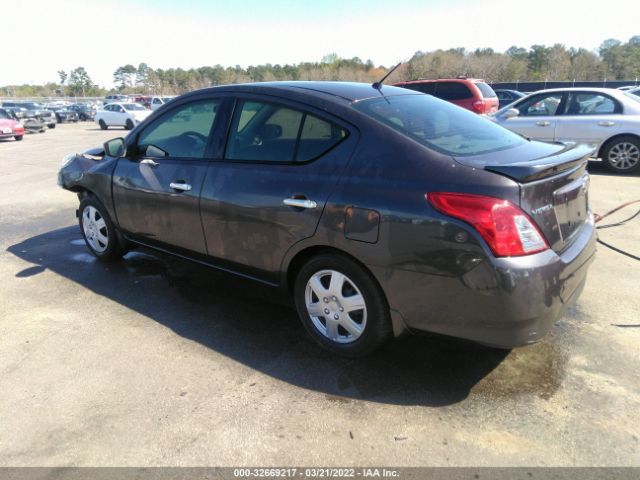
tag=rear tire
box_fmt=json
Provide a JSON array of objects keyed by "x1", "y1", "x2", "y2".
[
  {"x1": 14, "y1": 135, "x2": 23, "y2": 141},
  {"x1": 601, "y1": 136, "x2": 640, "y2": 173},
  {"x1": 125, "y1": 119, "x2": 134, "y2": 130},
  {"x1": 48, "y1": 123, "x2": 56, "y2": 129},
  {"x1": 99, "y1": 119, "x2": 108, "y2": 130},
  {"x1": 294, "y1": 253, "x2": 392, "y2": 357},
  {"x1": 78, "y1": 196, "x2": 124, "y2": 262}
]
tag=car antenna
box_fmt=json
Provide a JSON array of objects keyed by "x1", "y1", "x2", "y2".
[{"x1": 372, "y1": 62, "x2": 402, "y2": 91}]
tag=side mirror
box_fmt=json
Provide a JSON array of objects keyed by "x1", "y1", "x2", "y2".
[
  {"x1": 104, "y1": 137, "x2": 126, "y2": 157},
  {"x1": 504, "y1": 108, "x2": 520, "y2": 119}
]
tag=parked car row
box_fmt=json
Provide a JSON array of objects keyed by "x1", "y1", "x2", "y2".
[
  {"x1": 391, "y1": 77, "x2": 640, "y2": 174},
  {"x1": 103, "y1": 94, "x2": 176, "y2": 110},
  {"x1": 0, "y1": 100, "x2": 100, "y2": 142}
]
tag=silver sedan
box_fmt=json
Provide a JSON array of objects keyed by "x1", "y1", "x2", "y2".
[{"x1": 491, "y1": 87, "x2": 640, "y2": 173}]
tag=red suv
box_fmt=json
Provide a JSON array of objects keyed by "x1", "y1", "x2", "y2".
[{"x1": 393, "y1": 78, "x2": 499, "y2": 114}]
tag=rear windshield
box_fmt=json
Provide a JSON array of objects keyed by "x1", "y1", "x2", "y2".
[
  {"x1": 353, "y1": 94, "x2": 525, "y2": 156},
  {"x1": 476, "y1": 82, "x2": 497, "y2": 98}
]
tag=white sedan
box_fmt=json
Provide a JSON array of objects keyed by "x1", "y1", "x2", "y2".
[
  {"x1": 149, "y1": 96, "x2": 176, "y2": 111},
  {"x1": 95, "y1": 103, "x2": 151, "y2": 130},
  {"x1": 491, "y1": 88, "x2": 640, "y2": 173}
]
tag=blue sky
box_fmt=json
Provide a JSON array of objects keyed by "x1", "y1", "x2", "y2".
[{"x1": 5, "y1": 0, "x2": 637, "y2": 88}]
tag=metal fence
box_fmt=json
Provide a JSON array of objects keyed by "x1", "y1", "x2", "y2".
[{"x1": 489, "y1": 80, "x2": 639, "y2": 92}]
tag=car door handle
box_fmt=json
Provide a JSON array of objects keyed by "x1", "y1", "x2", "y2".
[
  {"x1": 536, "y1": 121, "x2": 551, "y2": 126},
  {"x1": 140, "y1": 159, "x2": 159, "y2": 167},
  {"x1": 283, "y1": 198, "x2": 317, "y2": 209},
  {"x1": 598, "y1": 121, "x2": 615, "y2": 127},
  {"x1": 170, "y1": 182, "x2": 192, "y2": 192}
]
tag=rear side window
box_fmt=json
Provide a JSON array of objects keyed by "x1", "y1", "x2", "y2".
[
  {"x1": 435, "y1": 82, "x2": 473, "y2": 100},
  {"x1": 225, "y1": 100, "x2": 346, "y2": 163},
  {"x1": 565, "y1": 93, "x2": 621, "y2": 115},
  {"x1": 403, "y1": 83, "x2": 437, "y2": 95},
  {"x1": 353, "y1": 94, "x2": 525, "y2": 156},
  {"x1": 476, "y1": 82, "x2": 497, "y2": 98},
  {"x1": 136, "y1": 99, "x2": 219, "y2": 158}
]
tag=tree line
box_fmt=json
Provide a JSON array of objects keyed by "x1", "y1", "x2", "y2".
[{"x1": 2, "y1": 36, "x2": 639, "y2": 98}]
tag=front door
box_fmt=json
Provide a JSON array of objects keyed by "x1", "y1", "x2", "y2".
[
  {"x1": 503, "y1": 92, "x2": 566, "y2": 141},
  {"x1": 112, "y1": 97, "x2": 221, "y2": 254},
  {"x1": 199, "y1": 98, "x2": 356, "y2": 283}
]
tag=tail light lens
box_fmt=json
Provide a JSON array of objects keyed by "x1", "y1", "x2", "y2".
[
  {"x1": 427, "y1": 192, "x2": 549, "y2": 257},
  {"x1": 472, "y1": 100, "x2": 486, "y2": 113}
]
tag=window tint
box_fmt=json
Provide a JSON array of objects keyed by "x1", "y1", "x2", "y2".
[
  {"x1": 226, "y1": 101, "x2": 303, "y2": 162},
  {"x1": 565, "y1": 93, "x2": 619, "y2": 115},
  {"x1": 296, "y1": 114, "x2": 347, "y2": 162},
  {"x1": 435, "y1": 82, "x2": 472, "y2": 100},
  {"x1": 403, "y1": 83, "x2": 437, "y2": 95},
  {"x1": 226, "y1": 100, "x2": 346, "y2": 163},
  {"x1": 353, "y1": 94, "x2": 525, "y2": 156},
  {"x1": 476, "y1": 82, "x2": 497, "y2": 98},
  {"x1": 516, "y1": 93, "x2": 564, "y2": 116},
  {"x1": 137, "y1": 99, "x2": 219, "y2": 158}
]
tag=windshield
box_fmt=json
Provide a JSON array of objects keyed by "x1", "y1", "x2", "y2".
[
  {"x1": 0, "y1": 110, "x2": 9, "y2": 120},
  {"x1": 353, "y1": 94, "x2": 525, "y2": 156},
  {"x1": 624, "y1": 90, "x2": 640, "y2": 101},
  {"x1": 123, "y1": 103, "x2": 147, "y2": 111}
]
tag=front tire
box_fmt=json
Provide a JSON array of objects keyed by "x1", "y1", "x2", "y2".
[
  {"x1": 125, "y1": 119, "x2": 134, "y2": 130},
  {"x1": 294, "y1": 254, "x2": 392, "y2": 357},
  {"x1": 99, "y1": 119, "x2": 108, "y2": 130},
  {"x1": 601, "y1": 136, "x2": 640, "y2": 173},
  {"x1": 14, "y1": 135, "x2": 23, "y2": 141},
  {"x1": 78, "y1": 197, "x2": 124, "y2": 262},
  {"x1": 48, "y1": 123, "x2": 56, "y2": 129}
]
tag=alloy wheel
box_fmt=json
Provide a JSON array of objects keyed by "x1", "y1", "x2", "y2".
[{"x1": 608, "y1": 142, "x2": 640, "y2": 170}]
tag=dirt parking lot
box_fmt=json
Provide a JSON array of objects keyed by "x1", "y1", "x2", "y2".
[{"x1": 0, "y1": 123, "x2": 639, "y2": 467}]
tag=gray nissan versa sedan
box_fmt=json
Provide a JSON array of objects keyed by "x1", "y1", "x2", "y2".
[{"x1": 58, "y1": 82, "x2": 597, "y2": 357}]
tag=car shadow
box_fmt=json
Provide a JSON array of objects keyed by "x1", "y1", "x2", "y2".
[
  {"x1": 587, "y1": 159, "x2": 640, "y2": 177},
  {"x1": 8, "y1": 226, "x2": 568, "y2": 407}
]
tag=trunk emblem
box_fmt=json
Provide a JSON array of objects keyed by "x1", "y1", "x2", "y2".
[{"x1": 532, "y1": 204, "x2": 553, "y2": 215}]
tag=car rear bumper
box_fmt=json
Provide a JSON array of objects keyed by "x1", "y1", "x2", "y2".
[{"x1": 379, "y1": 218, "x2": 597, "y2": 348}]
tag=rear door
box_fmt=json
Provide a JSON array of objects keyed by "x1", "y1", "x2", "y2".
[
  {"x1": 199, "y1": 96, "x2": 357, "y2": 283},
  {"x1": 555, "y1": 91, "x2": 623, "y2": 146},
  {"x1": 112, "y1": 96, "x2": 222, "y2": 254},
  {"x1": 502, "y1": 92, "x2": 566, "y2": 141}
]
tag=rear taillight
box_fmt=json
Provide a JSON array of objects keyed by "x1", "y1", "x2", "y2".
[
  {"x1": 427, "y1": 192, "x2": 549, "y2": 257},
  {"x1": 472, "y1": 100, "x2": 485, "y2": 113}
]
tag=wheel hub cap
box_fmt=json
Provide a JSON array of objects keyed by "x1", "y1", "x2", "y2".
[
  {"x1": 82, "y1": 206, "x2": 108, "y2": 253},
  {"x1": 305, "y1": 270, "x2": 367, "y2": 344}
]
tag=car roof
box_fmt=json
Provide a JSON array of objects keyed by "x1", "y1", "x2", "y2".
[
  {"x1": 396, "y1": 78, "x2": 486, "y2": 84},
  {"x1": 526, "y1": 87, "x2": 628, "y2": 96},
  {"x1": 188, "y1": 81, "x2": 419, "y2": 103}
]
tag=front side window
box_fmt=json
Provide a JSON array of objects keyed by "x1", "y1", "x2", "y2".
[
  {"x1": 353, "y1": 94, "x2": 525, "y2": 156},
  {"x1": 136, "y1": 99, "x2": 219, "y2": 158},
  {"x1": 225, "y1": 100, "x2": 346, "y2": 163},
  {"x1": 565, "y1": 93, "x2": 620, "y2": 115},
  {"x1": 516, "y1": 93, "x2": 564, "y2": 116}
]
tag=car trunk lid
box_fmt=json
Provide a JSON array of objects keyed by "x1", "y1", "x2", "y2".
[{"x1": 455, "y1": 142, "x2": 594, "y2": 252}]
